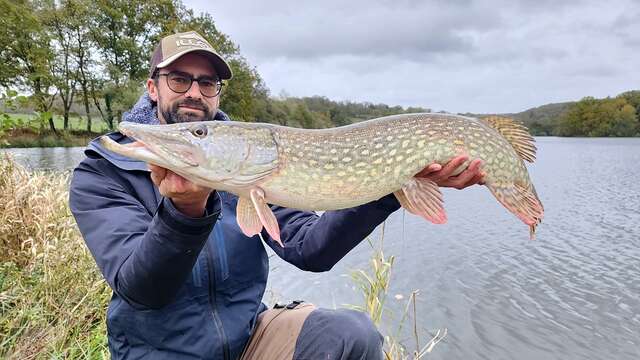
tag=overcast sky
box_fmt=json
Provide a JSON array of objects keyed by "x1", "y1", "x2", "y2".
[{"x1": 185, "y1": 0, "x2": 639, "y2": 113}]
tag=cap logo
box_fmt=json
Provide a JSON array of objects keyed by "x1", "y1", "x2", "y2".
[{"x1": 175, "y1": 34, "x2": 211, "y2": 49}]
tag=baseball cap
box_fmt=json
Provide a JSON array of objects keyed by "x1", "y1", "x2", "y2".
[{"x1": 148, "y1": 31, "x2": 233, "y2": 80}]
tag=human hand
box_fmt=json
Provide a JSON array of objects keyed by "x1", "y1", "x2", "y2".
[
  {"x1": 148, "y1": 164, "x2": 213, "y2": 217},
  {"x1": 415, "y1": 155, "x2": 485, "y2": 189}
]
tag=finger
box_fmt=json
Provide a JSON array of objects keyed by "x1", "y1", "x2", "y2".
[
  {"x1": 165, "y1": 170, "x2": 187, "y2": 193},
  {"x1": 478, "y1": 170, "x2": 487, "y2": 185},
  {"x1": 432, "y1": 155, "x2": 468, "y2": 182},
  {"x1": 446, "y1": 159, "x2": 483, "y2": 189},
  {"x1": 467, "y1": 159, "x2": 483, "y2": 174},
  {"x1": 167, "y1": 171, "x2": 204, "y2": 194},
  {"x1": 464, "y1": 172, "x2": 485, "y2": 188},
  {"x1": 148, "y1": 163, "x2": 163, "y2": 173},
  {"x1": 427, "y1": 163, "x2": 442, "y2": 173},
  {"x1": 148, "y1": 165, "x2": 166, "y2": 186},
  {"x1": 415, "y1": 163, "x2": 442, "y2": 177}
]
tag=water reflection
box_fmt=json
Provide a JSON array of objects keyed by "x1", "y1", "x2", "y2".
[{"x1": 1, "y1": 147, "x2": 87, "y2": 171}]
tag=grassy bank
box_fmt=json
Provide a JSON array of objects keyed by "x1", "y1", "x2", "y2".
[
  {"x1": 0, "y1": 156, "x2": 111, "y2": 359},
  {"x1": 4, "y1": 113, "x2": 111, "y2": 133},
  {"x1": 0, "y1": 156, "x2": 441, "y2": 359},
  {"x1": 0, "y1": 114, "x2": 109, "y2": 148},
  {"x1": 0, "y1": 128, "x2": 100, "y2": 148}
]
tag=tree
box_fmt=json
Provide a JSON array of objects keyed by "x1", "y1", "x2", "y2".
[
  {"x1": 619, "y1": 90, "x2": 640, "y2": 120},
  {"x1": 556, "y1": 96, "x2": 638, "y2": 137},
  {"x1": 174, "y1": 10, "x2": 239, "y2": 58},
  {"x1": 1, "y1": 0, "x2": 58, "y2": 133},
  {"x1": 89, "y1": 0, "x2": 179, "y2": 128},
  {"x1": 220, "y1": 59, "x2": 264, "y2": 121},
  {"x1": 45, "y1": 0, "x2": 80, "y2": 130},
  {"x1": 60, "y1": 0, "x2": 98, "y2": 132},
  {"x1": 0, "y1": 2, "x2": 24, "y2": 88}
]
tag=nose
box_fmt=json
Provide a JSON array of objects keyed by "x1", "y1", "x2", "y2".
[{"x1": 184, "y1": 80, "x2": 202, "y2": 99}]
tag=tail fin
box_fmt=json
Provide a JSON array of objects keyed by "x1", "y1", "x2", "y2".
[{"x1": 487, "y1": 182, "x2": 544, "y2": 239}]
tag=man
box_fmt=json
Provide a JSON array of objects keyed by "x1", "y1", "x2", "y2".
[{"x1": 70, "y1": 31, "x2": 485, "y2": 360}]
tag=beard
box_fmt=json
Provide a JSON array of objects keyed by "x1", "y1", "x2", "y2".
[{"x1": 158, "y1": 97, "x2": 215, "y2": 124}]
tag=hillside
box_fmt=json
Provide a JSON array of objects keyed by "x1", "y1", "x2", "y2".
[
  {"x1": 461, "y1": 101, "x2": 574, "y2": 136},
  {"x1": 507, "y1": 102, "x2": 574, "y2": 135}
]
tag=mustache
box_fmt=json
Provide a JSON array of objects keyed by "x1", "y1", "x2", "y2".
[
  {"x1": 176, "y1": 98, "x2": 206, "y2": 111},
  {"x1": 160, "y1": 98, "x2": 214, "y2": 124}
]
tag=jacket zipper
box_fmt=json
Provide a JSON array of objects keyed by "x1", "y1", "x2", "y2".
[{"x1": 205, "y1": 242, "x2": 230, "y2": 360}]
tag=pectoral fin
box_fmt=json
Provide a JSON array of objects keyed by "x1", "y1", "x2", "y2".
[
  {"x1": 236, "y1": 188, "x2": 283, "y2": 246},
  {"x1": 394, "y1": 178, "x2": 447, "y2": 224},
  {"x1": 249, "y1": 187, "x2": 283, "y2": 246},
  {"x1": 236, "y1": 196, "x2": 263, "y2": 237}
]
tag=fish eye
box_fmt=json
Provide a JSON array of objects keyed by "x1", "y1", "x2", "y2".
[{"x1": 191, "y1": 125, "x2": 208, "y2": 138}]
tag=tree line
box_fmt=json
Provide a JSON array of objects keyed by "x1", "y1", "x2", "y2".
[
  {"x1": 2, "y1": 1, "x2": 637, "y2": 137},
  {"x1": 464, "y1": 90, "x2": 640, "y2": 137},
  {"x1": 553, "y1": 91, "x2": 640, "y2": 137},
  {"x1": 0, "y1": 0, "x2": 264, "y2": 133},
  {"x1": 0, "y1": 0, "x2": 427, "y2": 135}
]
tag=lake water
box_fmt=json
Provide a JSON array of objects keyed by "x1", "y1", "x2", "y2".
[
  {"x1": 2, "y1": 137, "x2": 639, "y2": 360},
  {"x1": 0, "y1": 146, "x2": 87, "y2": 171}
]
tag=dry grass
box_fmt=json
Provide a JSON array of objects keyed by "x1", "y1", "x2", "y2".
[
  {"x1": 0, "y1": 155, "x2": 110, "y2": 359},
  {"x1": 0, "y1": 154, "x2": 445, "y2": 359}
]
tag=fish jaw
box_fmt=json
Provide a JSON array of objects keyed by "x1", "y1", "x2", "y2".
[
  {"x1": 102, "y1": 121, "x2": 281, "y2": 191},
  {"x1": 99, "y1": 135, "x2": 175, "y2": 170},
  {"x1": 117, "y1": 121, "x2": 206, "y2": 169}
]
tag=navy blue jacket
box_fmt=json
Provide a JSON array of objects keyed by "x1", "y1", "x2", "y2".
[{"x1": 69, "y1": 132, "x2": 401, "y2": 359}]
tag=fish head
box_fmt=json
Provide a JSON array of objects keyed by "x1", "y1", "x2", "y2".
[
  {"x1": 103, "y1": 121, "x2": 279, "y2": 187},
  {"x1": 117, "y1": 121, "x2": 216, "y2": 169}
]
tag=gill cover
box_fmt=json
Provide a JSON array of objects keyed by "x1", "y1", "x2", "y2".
[{"x1": 196, "y1": 122, "x2": 280, "y2": 186}]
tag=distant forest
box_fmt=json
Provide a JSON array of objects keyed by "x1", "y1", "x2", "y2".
[
  {"x1": 1, "y1": 0, "x2": 638, "y2": 137},
  {"x1": 502, "y1": 91, "x2": 640, "y2": 137}
]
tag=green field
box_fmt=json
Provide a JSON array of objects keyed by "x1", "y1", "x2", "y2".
[
  {"x1": 5, "y1": 113, "x2": 112, "y2": 133},
  {"x1": 0, "y1": 113, "x2": 111, "y2": 148}
]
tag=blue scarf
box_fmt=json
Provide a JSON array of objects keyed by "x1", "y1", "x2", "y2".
[{"x1": 122, "y1": 92, "x2": 231, "y2": 124}]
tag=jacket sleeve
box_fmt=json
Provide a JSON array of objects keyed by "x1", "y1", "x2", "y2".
[
  {"x1": 69, "y1": 158, "x2": 220, "y2": 309},
  {"x1": 267, "y1": 194, "x2": 401, "y2": 272}
]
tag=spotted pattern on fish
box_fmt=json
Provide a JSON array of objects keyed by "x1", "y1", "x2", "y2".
[{"x1": 103, "y1": 113, "x2": 543, "y2": 238}]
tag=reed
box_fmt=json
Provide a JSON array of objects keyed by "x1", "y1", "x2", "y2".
[
  {"x1": 349, "y1": 223, "x2": 447, "y2": 359},
  {"x1": 0, "y1": 156, "x2": 110, "y2": 359},
  {"x1": 0, "y1": 155, "x2": 445, "y2": 359}
]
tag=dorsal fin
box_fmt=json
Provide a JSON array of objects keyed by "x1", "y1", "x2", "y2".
[{"x1": 481, "y1": 116, "x2": 537, "y2": 163}]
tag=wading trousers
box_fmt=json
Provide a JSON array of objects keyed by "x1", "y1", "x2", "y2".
[{"x1": 240, "y1": 301, "x2": 383, "y2": 360}]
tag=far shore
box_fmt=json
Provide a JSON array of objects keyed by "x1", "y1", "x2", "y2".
[{"x1": 0, "y1": 128, "x2": 103, "y2": 148}]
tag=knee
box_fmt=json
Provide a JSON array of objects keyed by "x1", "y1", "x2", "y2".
[
  {"x1": 295, "y1": 308, "x2": 384, "y2": 360},
  {"x1": 338, "y1": 309, "x2": 383, "y2": 357},
  {"x1": 322, "y1": 309, "x2": 383, "y2": 358}
]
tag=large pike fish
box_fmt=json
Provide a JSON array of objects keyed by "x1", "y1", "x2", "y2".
[{"x1": 101, "y1": 113, "x2": 544, "y2": 245}]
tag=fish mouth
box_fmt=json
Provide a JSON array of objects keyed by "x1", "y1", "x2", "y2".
[{"x1": 101, "y1": 122, "x2": 200, "y2": 168}]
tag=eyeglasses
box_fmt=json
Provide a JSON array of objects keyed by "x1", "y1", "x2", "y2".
[{"x1": 157, "y1": 71, "x2": 223, "y2": 97}]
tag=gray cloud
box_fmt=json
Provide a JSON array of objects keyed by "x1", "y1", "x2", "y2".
[
  {"x1": 186, "y1": 0, "x2": 640, "y2": 113},
  {"x1": 193, "y1": 0, "x2": 505, "y2": 60}
]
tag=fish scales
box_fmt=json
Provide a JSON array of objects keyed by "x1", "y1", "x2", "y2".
[
  {"x1": 101, "y1": 112, "x2": 543, "y2": 242},
  {"x1": 263, "y1": 113, "x2": 528, "y2": 210}
]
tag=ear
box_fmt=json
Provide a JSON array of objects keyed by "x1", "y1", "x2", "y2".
[{"x1": 147, "y1": 78, "x2": 158, "y2": 102}]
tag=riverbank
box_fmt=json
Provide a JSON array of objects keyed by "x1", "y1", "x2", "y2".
[
  {"x1": 0, "y1": 157, "x2": 433, "y2": 359},
  {"x1": 0, "y1": 157, "x2": 111, "y2": 358},
  {"x1": 0, "y1": 128, "x2": 102, "y2": 148}
]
